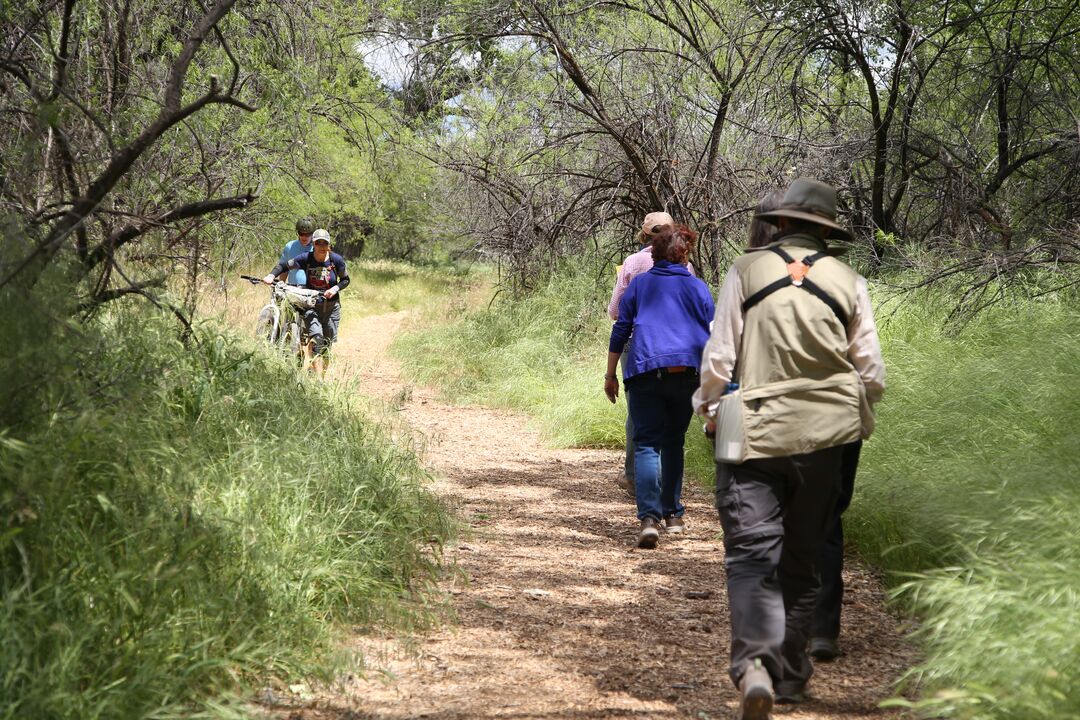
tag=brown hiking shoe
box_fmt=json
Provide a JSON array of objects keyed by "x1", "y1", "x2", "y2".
[
  {"x1": 637, "y1": 518, "x2": 660, "y2": 549},
  {"x1": 738, "y1": 658, "x2": 774, "y2": 719},
  {"x1": 615, "y1": 472, "x2": 635, "y2": 499},
  {"x1": 664, "y1": 515, "x2": 686, "y2": 534}
]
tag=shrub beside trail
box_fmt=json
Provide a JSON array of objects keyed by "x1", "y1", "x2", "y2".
[
  {"x1": 395, "y1": 262, "x2": 1080, "y2": 720},
  {"x1": 0, "y1": 283, "x2": 453, "y2": 719}
]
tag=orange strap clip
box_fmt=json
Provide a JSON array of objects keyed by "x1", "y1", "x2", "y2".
[{"x1": 786, "y1": 260, "x2": 809, "y2": 286}]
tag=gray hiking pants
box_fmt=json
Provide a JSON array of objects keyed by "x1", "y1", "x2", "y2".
[
  {"x1": 812, "y1": 440, "x2": 863, "y2": 640},
  {"x1": 715, "y1": 445, "x2": 843, "y2": 692},
  {"x1": 303, "y1": 300, "x2": 340, "y2": 356}
]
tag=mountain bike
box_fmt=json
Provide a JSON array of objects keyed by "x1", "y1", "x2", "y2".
[{"x1": 240, "y1": 275, "x2": 323, "y2": 363}]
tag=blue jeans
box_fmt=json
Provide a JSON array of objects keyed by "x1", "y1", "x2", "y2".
[{"x1": 625, "y1": 370, "x2": 699, "y2": 521}]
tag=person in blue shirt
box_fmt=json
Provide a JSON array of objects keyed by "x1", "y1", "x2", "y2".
[
  {"x1": 276, "y1": 217, "x2": 316, "y2": 286},
  {"x1": 604, "y1": 223, "x2": 715, "y2": 548},
  {"x1": 263, "y1": 228, "x2": 350, "y2": 376}
]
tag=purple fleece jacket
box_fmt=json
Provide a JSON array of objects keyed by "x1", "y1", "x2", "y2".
[{"x1": 609, "y1": 260, "x2": 715, "y2": 380}]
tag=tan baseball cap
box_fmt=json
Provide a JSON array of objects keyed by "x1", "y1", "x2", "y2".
[{"x1": 642, "y1": 212, "x2": 674, "y2": 236}]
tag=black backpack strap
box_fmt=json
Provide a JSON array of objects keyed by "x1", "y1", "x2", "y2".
[
  {"x1": 800, "y1": 278, "x2": 849, "y2": 327},
  {"x1": 741, "y1": 246, "x2": 798, "y2": 313},
  {"x1": 741, "y1": 247, "x2": 849, "y2": 327},
  {"x1": 742, "y1": 275, "x2": 792, "y2": 313},
  {"x1": 768, "y1": 246, "x2": 796, "y2": 263}
]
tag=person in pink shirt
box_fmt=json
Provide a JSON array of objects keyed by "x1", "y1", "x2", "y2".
[{"x1": 607, "y1": 211, "x2": 674, "y2": 498}]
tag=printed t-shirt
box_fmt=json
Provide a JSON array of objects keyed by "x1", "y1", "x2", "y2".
[{"x1": 288, "y1": 251, "x2": 349, "y2": 295}]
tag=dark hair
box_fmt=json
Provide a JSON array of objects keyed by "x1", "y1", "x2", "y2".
[
  {"x1": 748, "y1": 190, "x2": 783, "y2": 248},
  {"x1": 650, "y1": 224, "x2": 698, "y2": 264},
  {"x1": 778, "y1": 217, "x2": 831, "y2": 240}
]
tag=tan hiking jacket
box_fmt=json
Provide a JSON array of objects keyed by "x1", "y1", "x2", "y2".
[{"x1": 693, "y1": 234, "x2": 885, "y2": 459}]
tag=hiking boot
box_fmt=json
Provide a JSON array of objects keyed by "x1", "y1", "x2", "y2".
[
  {"x1": 637, "y1": 518, "x2": 660, "y2": 549},
  {"x1": 777, "y1": 686, "x2": 812, "y2": 703},
  {"x1": 774, "y1": 680, "x2": 808, "y2": 704},
  {"x1": 737, "y1": 658, "x2": 773, "y2": 720},
  {"x1": 664, "y1": 515, "x2": 686, "y2": 534},
  {"x1": 616, "y1": 472, "x2": 636, "y2": 499},
  {"x1": 809, "y1": 636, "x2": 840, "y2": 662}
]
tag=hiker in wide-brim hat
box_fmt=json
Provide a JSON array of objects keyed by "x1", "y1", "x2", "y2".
[
  {"x1": 752, "y1": 178, "x2": 853, "y2": 251},
  {"x1": 693, "y1": 177, "x2": 885, "y2": 716}
]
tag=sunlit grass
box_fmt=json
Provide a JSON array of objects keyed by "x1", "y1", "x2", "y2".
[
  {"x1": 852, "y1": 295, "x2": 1080, "y2": 719},
  {"x1": 391, "y1": 261, "x2": 626, "y2": 445}
]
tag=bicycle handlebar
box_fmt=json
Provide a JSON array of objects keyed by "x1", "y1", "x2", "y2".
[{"x1": 238, "y1": 274, "x2": 327, "y2": 304}]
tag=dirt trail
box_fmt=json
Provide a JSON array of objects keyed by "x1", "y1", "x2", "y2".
[{"x1": 276, "y1": 309, "x2": 914, "y2": 720}]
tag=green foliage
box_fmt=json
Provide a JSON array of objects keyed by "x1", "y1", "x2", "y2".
[
  {"x1": 259, "y1": 117, "x2": 382, "y2": 252},
  {"x1": 395, "y1": 261, "x2": 1080, "y2": 719},
  {"x1": 258, "y1": 118, "x2": 452, "y2": 263},
  {"x1": 0, "y1": 280, "x2": 453, "y2": 718}
]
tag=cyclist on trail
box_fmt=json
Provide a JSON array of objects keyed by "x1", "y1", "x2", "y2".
[
  {"x1": 263, "y1": 228, "x2": 350, "y2": 376},
  {"x1": 276, "y1": 217, "x2": 316, "y2": 286}
]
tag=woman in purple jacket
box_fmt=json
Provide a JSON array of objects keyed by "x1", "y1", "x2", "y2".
[{"x1": 604, "y1": 224, "x2": 715, "y2": 548}]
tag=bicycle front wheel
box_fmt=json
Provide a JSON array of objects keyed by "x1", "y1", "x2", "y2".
[
  {"x1": 281, "y1": 315, "x2": 304, "y2": 366},
  {"x1": 255, "y1": 304, "x2": 280, "y2": 344}
]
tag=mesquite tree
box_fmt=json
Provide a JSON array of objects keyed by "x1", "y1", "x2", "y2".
[
  {"x1": 370, "y1": 0, "x2": 1080, "y2": 295},
  {"x1": 0, "y1": 0, "x2": 387, "y2": 318},
  {"x1": 0, "y1": 0, "x2": 255, "y2": 308}
]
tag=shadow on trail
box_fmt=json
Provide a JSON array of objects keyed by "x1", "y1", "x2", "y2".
[{"x1": 301, "y1": 453, "x2": 905, "y2": 719}]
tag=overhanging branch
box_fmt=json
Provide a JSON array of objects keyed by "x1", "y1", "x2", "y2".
[{"x1": 83, "y1": 190, "x2": 258, "y2": 269}]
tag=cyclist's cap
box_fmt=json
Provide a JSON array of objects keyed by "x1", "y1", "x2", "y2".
[{"x1": 312, "y1": 228, "x2": 331, "y2": 245}]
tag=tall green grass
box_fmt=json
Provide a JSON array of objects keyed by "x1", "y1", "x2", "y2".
[
  {"x1": 394, "y1": 260, "x2": 1080, "y2": 719},
  {"x1": 1, "y1": 281, "x2": 453, "y2": 718},
  {"x1": 857, "y1": 297, "x2": 1080, "y2": 719},
  {"x1": 344, "y1": 259, "x2": 483, "y2": 318}
]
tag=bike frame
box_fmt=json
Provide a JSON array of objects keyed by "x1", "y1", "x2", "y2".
[{"x1": 243, "y1": 276, "x2": 316, "y2": 362}]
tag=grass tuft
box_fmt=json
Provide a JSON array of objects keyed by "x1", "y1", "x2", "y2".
[{"x1": 852, "y1": 295, "x2": 1080, "y2": 718}]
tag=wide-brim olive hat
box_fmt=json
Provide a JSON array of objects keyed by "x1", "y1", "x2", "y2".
[{"x1": 754, "y1": 178, "x2": 853, "y2": 244}]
